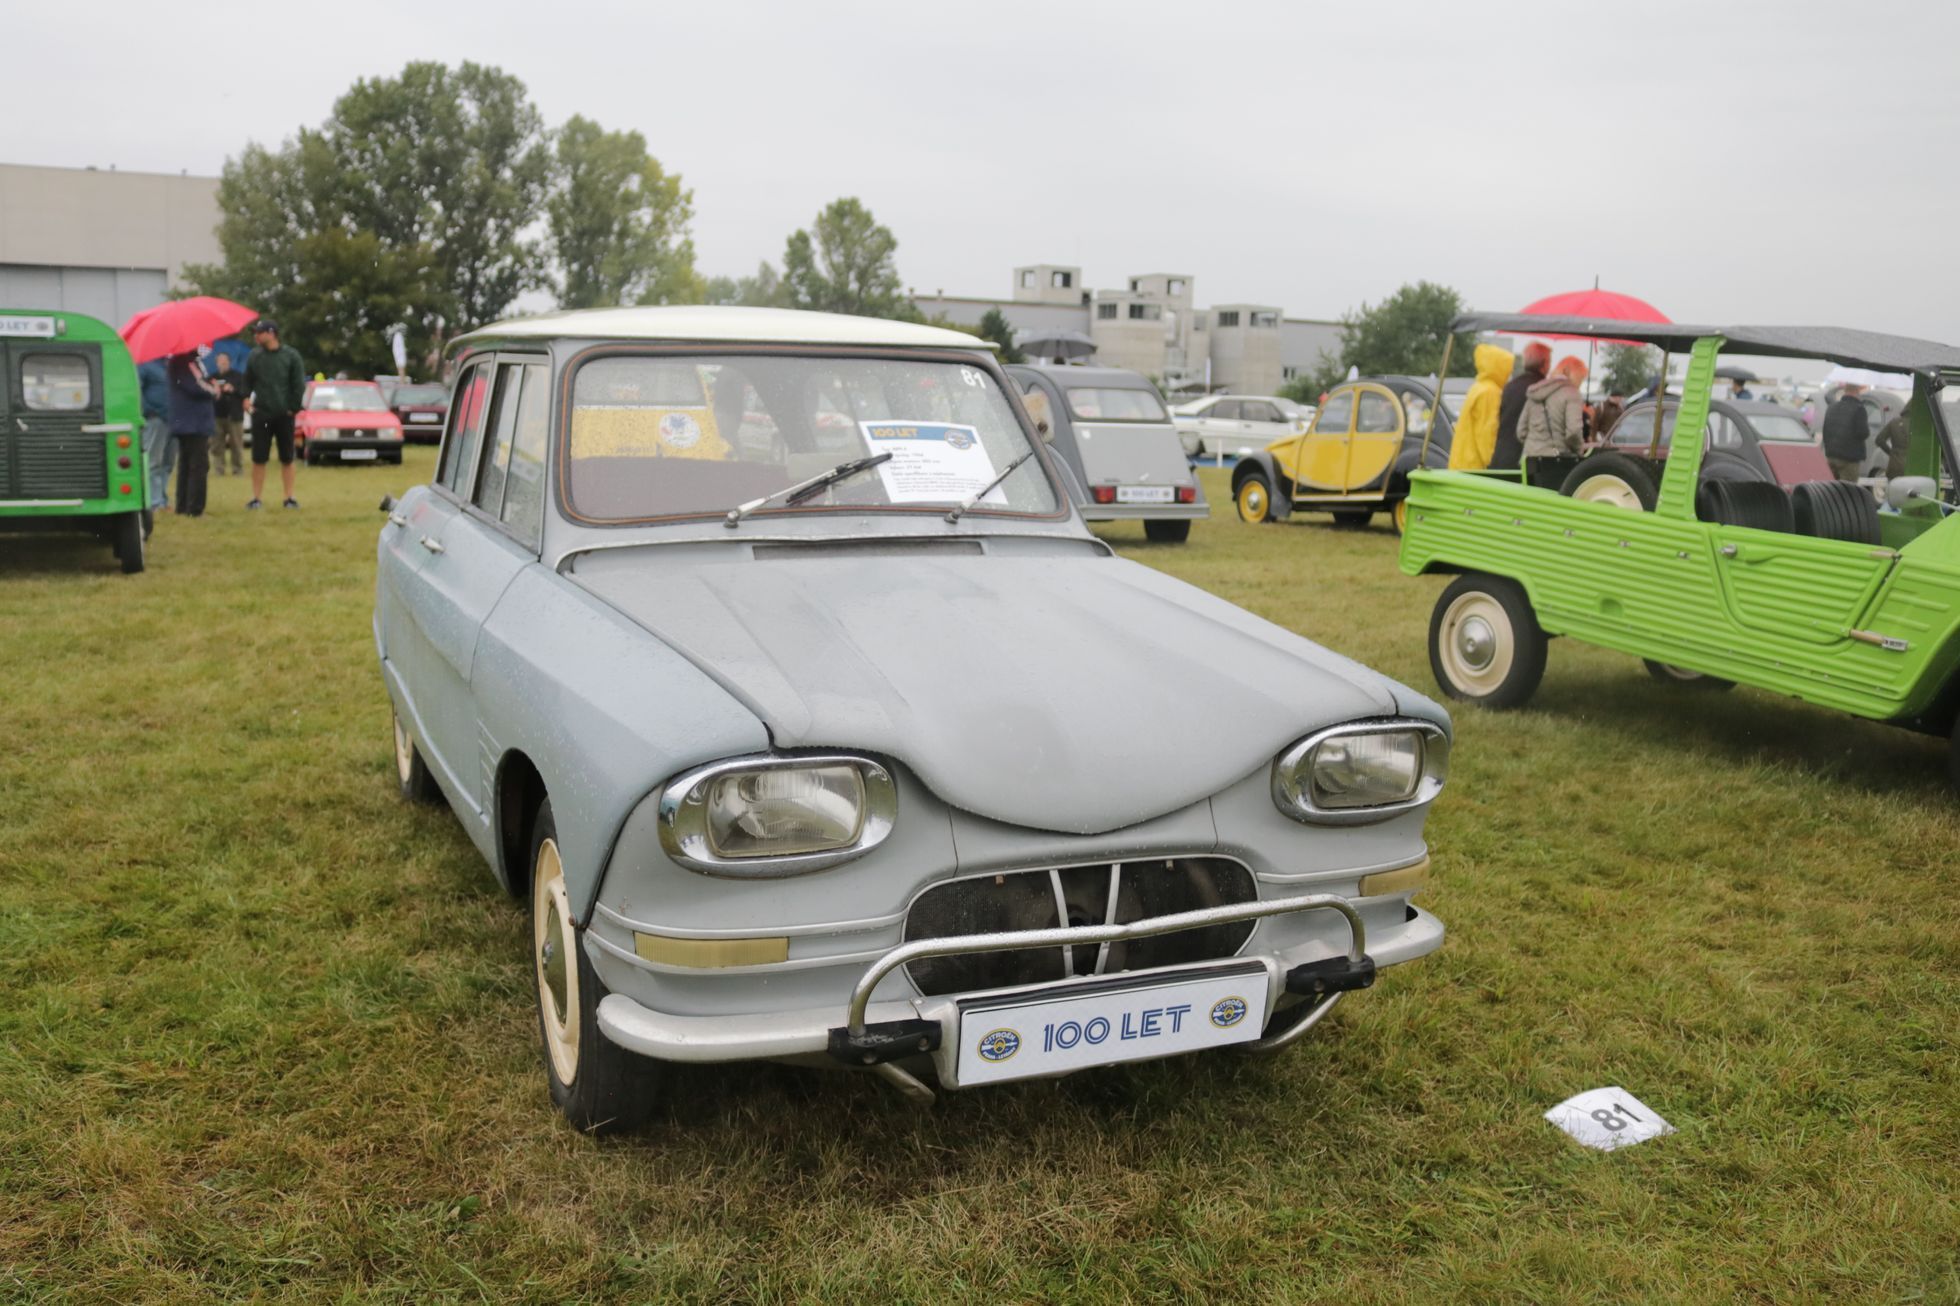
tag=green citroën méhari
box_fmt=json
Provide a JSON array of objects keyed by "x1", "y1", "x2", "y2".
[
  {"x1": 1399, "y1": 314, "x2": 1960, "y2": 790},
  {"x1": 0, "y1": 309, "x2": 149, "y2": 573}
]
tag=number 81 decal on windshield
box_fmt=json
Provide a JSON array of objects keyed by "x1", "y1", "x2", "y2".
[{"x1": 1543, "y1": 1086, "x2": 1675, "y2": 1151}]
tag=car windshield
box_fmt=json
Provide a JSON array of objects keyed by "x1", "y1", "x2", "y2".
[
  {"x1": 393, "y1": 384, "x2": 447, "y2": 405},
  {"x1": 308, "y1": 385, "x2": 390, "y2": 412},
  {"x1": 1066, "y1": 387, "x2": 1168, "y2": 422},
  {"x1": 563, "y1": 353, "x2": 1059, "y2": 522}
]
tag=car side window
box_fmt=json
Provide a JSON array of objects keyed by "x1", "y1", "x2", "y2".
[
  {"x1": 1020, "y1": 384, "x2": 1054, "y2": 436},
  {"x1": 1314, "y1": 392, "x2": 1354, "y2": 433},
  {"x1": 1242, "y1": 401, "x2": 1281, "y2": 423},
  {"x1": 1707, "y1": 413, "x2": 1743, "y2": 450},
  {"x1": 1356, "y1": 392, "x2": 1399, "y2": 434},
  {"x1": 438, "y1": 362, "x2": 490, "y2": 493},
  {"x1": 473, "y1": 362, "x2": 525, "y2": 517},
  {"x1": 499, "y1": 364, "x2": 550, "y2": 551},
  {"x1": 1211, "y1": 399, "x2": 1241, "y2": 421}
]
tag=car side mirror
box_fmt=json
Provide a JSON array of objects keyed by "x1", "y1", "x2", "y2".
[{"x1": 1886, "y1": 475, "x2": 1936, "y2": 509}]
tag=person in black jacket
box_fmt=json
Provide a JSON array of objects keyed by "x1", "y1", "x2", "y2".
[
  {"x1": 166, "y1": 352, "x2": 219, "y2": 517},
  {"x1": 1822, "y1": 384, "x2": 1871, "y2": 481},
  {"x1": 210, "y1": 352, "x2": 246, "y2": 475},
  {"x1": 1488, "y1": 340, "x2": 1551, "y2": 471}
]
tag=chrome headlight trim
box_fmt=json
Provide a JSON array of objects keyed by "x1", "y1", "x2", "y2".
[
  {"x1": 1271, "y1": 719, "x2": 1449, "y2": 826},
  {"x1": 657, "y1": 753, "x2": 897, "y2": 878}
]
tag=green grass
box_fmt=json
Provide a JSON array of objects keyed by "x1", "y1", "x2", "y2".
[{"x1": 2, "y1": 455, "x2": 1956, "y2": 1303}]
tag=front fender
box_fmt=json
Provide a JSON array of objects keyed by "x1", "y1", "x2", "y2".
[{"x1": 1233, "y1": 451, "x2": 1292, "y2": 520}]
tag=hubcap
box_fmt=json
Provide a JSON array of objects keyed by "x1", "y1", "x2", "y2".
[
  {"x1": 1438, "y1": 592, "x2": 1515, "y2": 696},
  {"x1": 1575, "y1": 474, "x2": 1644, "y2": 511},
  {"x1": 1239, "y1": 481, "x2": 1268, "y2": 521},
  {"x1": 532, "y1": 837, "x2": 580, "y2": 1085},
  {"x1": 1455, "y1": 615, "x2": 1496, "y2": 671}
]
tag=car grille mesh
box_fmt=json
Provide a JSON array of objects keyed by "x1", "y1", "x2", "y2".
[
  {"x1": 903, "y1": 858, "x2": 1257, "y2": 997},
  {"x1": 4, "y1": 428, "x2": 107, "y2": 499}
]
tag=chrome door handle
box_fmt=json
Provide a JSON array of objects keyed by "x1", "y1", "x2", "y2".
[
  {"x1": 388, "y1": 512, "x2": 408, "y2": 528},
  {"x1": 419, "y1": 535, "x2": 445, "y2": 554}
]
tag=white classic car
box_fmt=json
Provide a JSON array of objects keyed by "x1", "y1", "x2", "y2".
[
  {"x1": 375, "y1": 306, "x2": 1449, "y2": 1132},
  {"x1": 1172, "y1": 394, "x2": 1310, "y2": 460}
]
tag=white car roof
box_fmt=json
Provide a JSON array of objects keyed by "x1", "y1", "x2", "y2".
[{"x1": 449, "y1": 305, "x2": 994, "y2": 352}]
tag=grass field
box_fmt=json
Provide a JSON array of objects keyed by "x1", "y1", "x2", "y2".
[{"x1": 2, "y1": 451, "x2": 1956, "y2": 1303}]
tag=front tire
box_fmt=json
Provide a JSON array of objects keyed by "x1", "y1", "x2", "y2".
[
  {"x1": 1236, "y1": 470, "x2": 1275, "y2": 524},
  {"x1": 1428, "y1": 573, "x2": 1548, "y2": 709},
  {"x1": 531, "y1": 800, "x2": 659, "y2": 1134},
  {"x1": 1143, "y1": 519, "x2": 1191, "y2": 544}
]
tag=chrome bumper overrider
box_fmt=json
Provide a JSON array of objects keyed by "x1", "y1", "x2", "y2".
[{"x1": 594, "y1": 893, "x2": 1442, "y2": 1104}]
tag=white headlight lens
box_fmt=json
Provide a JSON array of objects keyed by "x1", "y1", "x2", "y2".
[
  {"x1": 702, "y1": 764, "x2": 866, "y2": 858},
  {"x1": 1309, "y1": 732, "x2": 1423, "y2": 809}
]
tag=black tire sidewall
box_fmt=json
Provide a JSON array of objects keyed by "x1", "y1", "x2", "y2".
[
  {"x1": 1143, "y1": 519, "x2": 1191, "y2": 543},
  {"x1": 1236, "y1": 471, "x2": 1273, "y2": 524},
  {"x1": 1559, "y1": 452, "x2": 1659, "y2": 510},
  {"x1": 116, "y1": 511, "x2": 146, "y2": 574}
]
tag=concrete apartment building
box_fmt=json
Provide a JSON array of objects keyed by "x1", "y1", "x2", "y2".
[
  {"x1": 0, "y1": 163, "x2": 222, "y2": 323},
  {"x1": 913, "y1": 264, "x2": 1342, "y2": 396}
]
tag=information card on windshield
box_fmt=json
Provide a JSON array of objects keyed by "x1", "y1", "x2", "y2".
[{"x1": 859, "y1": 421, "x2": 1004, "y2": 505}]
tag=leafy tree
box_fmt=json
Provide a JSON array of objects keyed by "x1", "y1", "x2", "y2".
[
  {"x1": 780, "y1": 198, "x2": 914, "y2": 319},
  {"x1": 326, "y1": 62, "x2": 552, "y2": 329},
  {"x1": 976, "y1": 307, "x2": 1025, "y2": 363},
  {"x1": 1305, "y1": 281, "x2": 1475, "y2": 395},
  {"x1": 703, "y1": 262, "x2": 787, "y2": 308},
  {"x1": 548, "y1": 116, "x2": 701, "y2": 309},
  {"x1": 1600, "y1": 343, "x2": 1659, "y2": 397}
]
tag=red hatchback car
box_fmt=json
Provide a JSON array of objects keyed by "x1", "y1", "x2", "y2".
[
  {"x1": 297, "y1": 381, "x2": 406, "y2": 465},
  {"x1": 386, "y1": 380, "x2": 450, "y2": 444}
]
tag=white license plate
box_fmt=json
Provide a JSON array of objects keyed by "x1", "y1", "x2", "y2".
[
  {"x1": 1115, "y1": 485, "x2": 1176, "y2": 505},
  {"x1": 956, "y1": 963, "x2": 1269, "y2": 1086},
  {"x1": 338, "y1": 448, "x2": 379, "y2": 461},
  {"x1": 408, "y1": 412, "x2": 439, "y2": 422}
]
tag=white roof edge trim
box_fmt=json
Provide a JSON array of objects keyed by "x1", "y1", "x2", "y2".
[{"x1": 449, "y1": 305, "x2": 998, "y2": 353}]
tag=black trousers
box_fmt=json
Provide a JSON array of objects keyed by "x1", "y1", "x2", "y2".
[{"x1": 175, "y1": 434, "x2": 210, "y2": 516}]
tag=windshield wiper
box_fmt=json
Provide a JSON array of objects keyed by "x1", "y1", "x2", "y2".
[
  {"x1": 945, "y1": 449, "x2": 1040, "y2": 524},
  {"x1": 723, "y1": 452, "x2": 892, "y2": 528}
]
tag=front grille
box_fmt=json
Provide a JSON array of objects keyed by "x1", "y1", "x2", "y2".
[
  {"x1": 903, "y1": 858, "x2": 1257, "y2": 997},
  {"x1": 3, "y1": 430, "x2": 107, "y2": 498}
]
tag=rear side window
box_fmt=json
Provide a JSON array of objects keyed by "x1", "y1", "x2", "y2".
[
  {"x1": 21, "y1": 353, "x2": 91, "y2": 411},
  {"x1": 1065, "y1": 387, "x2": 1167, "y2": 422},
  {"x1": 439, "y1": 362, "x2": 490, "y2": 492},
  {"x1": 473, "y1": 363, "x2": 525, "y2": 516},
  {"x1": 500, "y1": 364, "x2": 551, "y2": 550},
  {"x1": 1314, "y1": 392, "x2": 1354, "y2": 433}
]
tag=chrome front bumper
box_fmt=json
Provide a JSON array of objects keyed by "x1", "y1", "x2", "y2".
[{"x1": 595, "y1": 893, "x2": 1444, "y2": 1102}]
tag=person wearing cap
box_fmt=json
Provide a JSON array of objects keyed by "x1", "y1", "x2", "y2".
[
  {"x1": 242, "y1": 319, "x2": 307, "y2": 509},
  {"x1": 1822, "y1": 383, "x2": 1871, "y2": 482}
]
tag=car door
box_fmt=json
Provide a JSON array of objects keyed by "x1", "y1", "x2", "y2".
[
  {"x1": 1284, "y1": 387, "x2": 1356, "y2": 491},
  {"x1": 1710, "y1": 528, "x2": 1897, "y2": 646},
  {"x1": 1345, "y1": 386, "x2": 1405, "y2": 491},
  {"x1": 409, "y1": 356, "x2": 549, "y2": 818}
]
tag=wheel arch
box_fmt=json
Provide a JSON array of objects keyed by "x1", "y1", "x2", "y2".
[
  {"x1": 495, "y1": 749, "x2": 549, "y2": 898},
  {"x1": 1231, "y1": 450, "x2": 1292, "y2": 519}
]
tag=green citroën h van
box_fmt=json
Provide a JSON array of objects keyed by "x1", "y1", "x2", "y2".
[{"x1": 0, "y1": 309, "x2": 149, "y2": 573}]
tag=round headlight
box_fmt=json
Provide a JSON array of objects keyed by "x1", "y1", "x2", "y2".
[
  {"x1": 1272, "y1": 721, "x2": 1448, "y2": 825},
  {"x1": 658, "y1": 755, "x2": 896, "y2": 876}
]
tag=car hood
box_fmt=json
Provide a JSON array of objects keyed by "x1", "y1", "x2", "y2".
[{"x1": 573, "y1": 547, "x2": 1404, "y2": 835}]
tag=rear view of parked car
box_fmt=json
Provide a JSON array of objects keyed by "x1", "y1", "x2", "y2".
[
  {"x1": 387, "y1": 381, "x2": 449, "y2": 443},
  {"x1": 1008, "y1": 363, "x2": 1207, "y2": 542},
  {"x1": 374, "y1": 306, "x2": 1449, "y2": 1132}
]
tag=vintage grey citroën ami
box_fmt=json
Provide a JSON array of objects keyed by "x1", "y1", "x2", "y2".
[{"x1": 374, "y1": 306, "x2": 1449, "y2": 1131}]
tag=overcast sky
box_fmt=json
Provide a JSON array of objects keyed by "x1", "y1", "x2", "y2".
[{"x1": 9, "y1": 0, "x2": 1958, "y2": 343}]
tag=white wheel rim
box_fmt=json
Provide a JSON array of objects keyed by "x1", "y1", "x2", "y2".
[
  {"x1": 393, "y1": 714, "x2": 414, "y2": 786},
  {"x1": 1574, "y1": 473, "x2": 1644, "y2": 511},
  {"x1": 1438, "y1": 592, "x2": 1516, "y2": 696},
  {"x1": 533, "y1": 838, "x2": 580, "y2": 1085},
  {"x1": 1657, "y1": 663, "x2": 1705, "y2": 682}
]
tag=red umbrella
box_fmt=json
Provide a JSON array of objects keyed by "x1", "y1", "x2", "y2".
[
  {"x1": 120, "y1": 296, "x2": 260, "y2": 364},
  {"x1": 1515, "y1": 288, "x2": 1669, "y2": 347}
]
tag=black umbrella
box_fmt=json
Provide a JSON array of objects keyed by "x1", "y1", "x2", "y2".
[
  {"x1": 1016, "y1": 329, "x2": 1097, "y2": 362},
  {"x1": 1714, "y1": 365, "x2": 1758, "y2": 382}
]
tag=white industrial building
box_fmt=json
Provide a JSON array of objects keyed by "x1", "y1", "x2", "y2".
[
  {"x1": 0, "y1": 163, "x2": 222, "y2": 324},
  {"x1": 914, "y1": 264, "x2": 1343, "y2": 396}
]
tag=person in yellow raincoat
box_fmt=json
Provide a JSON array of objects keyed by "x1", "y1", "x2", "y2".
[{"x1": 1448, "y1": 343, "x2": 1514, "y2": 470}]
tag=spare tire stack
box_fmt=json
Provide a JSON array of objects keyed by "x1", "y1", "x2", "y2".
[
  {"x1": 1790, "y1": 480, "x2": 1882, "y2": 545},
  {"x1": 1696, "y1": 479, "x2": 1795, "y2": 533}
]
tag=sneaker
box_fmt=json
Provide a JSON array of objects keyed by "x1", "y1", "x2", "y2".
[
  {"x1": 246, "y1": 498, "x2": 263, "y2": 510},
  {"x1": 283, "y1": 498, "x2": 300, "y2": 510}
]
